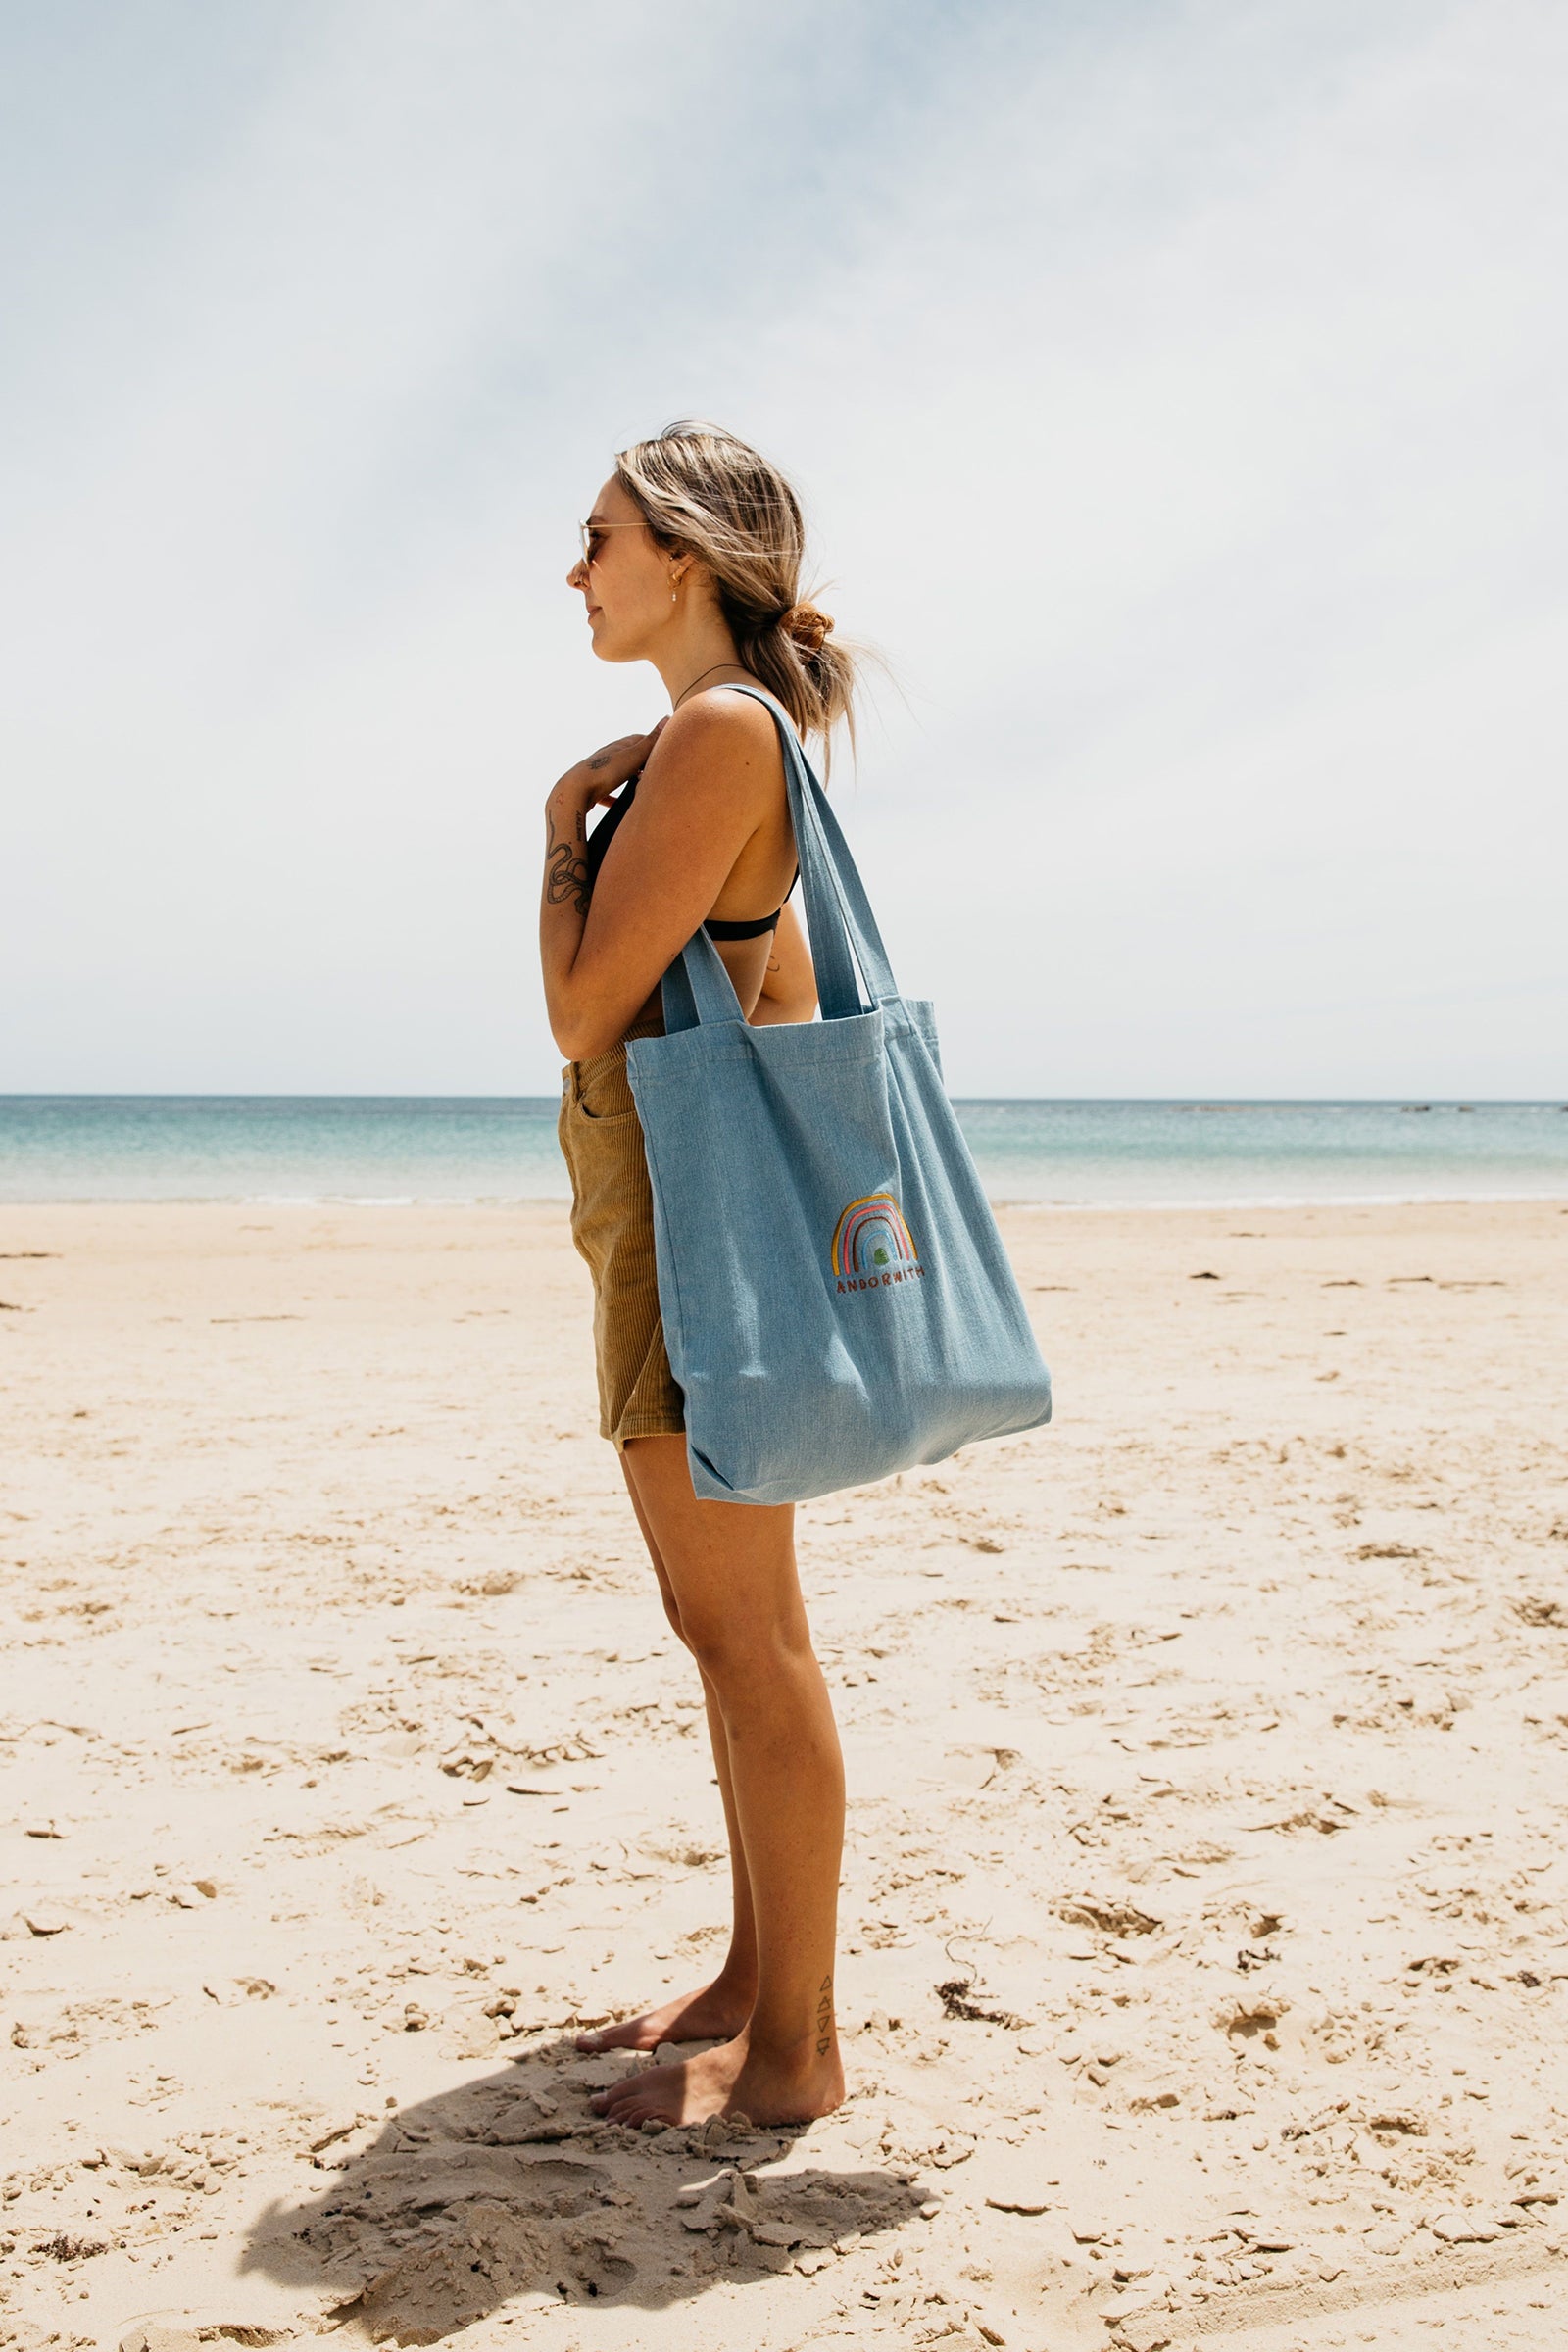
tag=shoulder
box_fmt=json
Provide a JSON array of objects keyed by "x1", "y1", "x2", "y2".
[
  {"x1": 641, "y1": 687, "x2": 784, "y2": 801},
  {"x1": 659, "y1": 685, "x2": 782, "y2": 759}
]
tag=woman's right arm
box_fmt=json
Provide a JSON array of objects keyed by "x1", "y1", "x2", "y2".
[{"x1": 748, "y1": 903, "x2": 817, "y2": 1027}]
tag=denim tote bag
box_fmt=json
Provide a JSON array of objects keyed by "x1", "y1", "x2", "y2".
[{"x1": 625, "y1": 683, "x2": 1052, "y2": 1506}]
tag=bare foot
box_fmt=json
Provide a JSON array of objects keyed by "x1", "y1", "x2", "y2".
[
  {"x1": 573, "y1": 1976, "x2": 755, "y2": 2055},
  {"x1": 587, "y1": 2031, "x2": 845, "y2": 2128}
]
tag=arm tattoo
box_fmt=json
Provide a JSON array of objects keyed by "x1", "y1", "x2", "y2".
[{"x1": 545, "y1": 812, "x2": 591, "y2": 917}]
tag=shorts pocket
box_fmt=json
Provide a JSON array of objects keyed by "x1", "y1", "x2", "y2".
[{"x1": 571, "y1": 1046, "x2": 639, "y2": 1124}]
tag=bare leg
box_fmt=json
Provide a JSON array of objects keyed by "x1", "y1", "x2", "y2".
[
  {"x1": 576, "y1": 1463, "x2": 758, "y2": 2051},
  {"x1": 588, "y1": 1434, "x2": 845, "y2": 2127}
]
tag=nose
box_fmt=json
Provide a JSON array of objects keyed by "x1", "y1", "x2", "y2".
[{"x1": 567, "y1": 558, "x2": 587, "y2": 590}]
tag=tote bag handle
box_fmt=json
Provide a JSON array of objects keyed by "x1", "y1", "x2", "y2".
[{"x1": 662, "y1": 682, "x2": 902, "y2": 1035}]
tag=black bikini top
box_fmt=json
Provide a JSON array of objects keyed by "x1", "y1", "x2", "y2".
[{"x1": 582, "y1": 773, "x2": 796, "y2": 939}]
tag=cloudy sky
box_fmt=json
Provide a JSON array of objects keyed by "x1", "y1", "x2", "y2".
[{"x1": 4, "y1": 0, "x2": 1565, "y2": 1097}]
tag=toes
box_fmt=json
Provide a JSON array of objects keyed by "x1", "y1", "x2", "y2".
[
  {"x1": 606, "y1": 2091, "x2": 662, "y2": 2127},
  {"x1": 591, "y1": 2063, "x2": 685, "y2": 2124},
  {"x1": 590, "y1": 2082, "x2": 641, "y2": 2118},
  {"x1": 577, "y1": 2018, "x2": 656, "y2": 2053}
]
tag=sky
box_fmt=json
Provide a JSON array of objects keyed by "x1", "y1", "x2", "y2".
[{"x1": 3, "y1": 0, "x2": 1565, "y2": 1098}]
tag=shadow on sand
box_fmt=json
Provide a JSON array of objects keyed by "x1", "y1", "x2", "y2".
[{"x1": 239, "y1": 2035, "x2": 925, "y2": 2344}]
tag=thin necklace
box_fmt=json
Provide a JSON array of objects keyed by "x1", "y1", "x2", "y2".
[{"x1": 673, "y1": 662, "x2": 744, "y2": 710}]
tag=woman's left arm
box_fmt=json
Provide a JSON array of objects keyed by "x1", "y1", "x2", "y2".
[
  {"x1": 540, "y1": 695, "x2": 781, "y2": 1060},
  {"x1": 541, "y1": 727, "x2": 653, "y2": 922}
]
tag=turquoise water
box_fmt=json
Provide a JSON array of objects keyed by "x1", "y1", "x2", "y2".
[{"x1": 3, "y1": 1097, "x2": 1566, "y2": 1206}]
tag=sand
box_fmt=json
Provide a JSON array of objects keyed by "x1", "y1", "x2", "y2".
[{"x1": 2, "y1": 1197, "x2": 1566, "y2": 2352}]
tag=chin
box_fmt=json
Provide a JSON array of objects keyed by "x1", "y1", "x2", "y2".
[{"x1": 590, "y1": 629, "x2": 647, "y2": 668}]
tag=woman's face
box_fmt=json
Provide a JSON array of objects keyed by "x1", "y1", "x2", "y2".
[{"x1": 567, "y1": 475, "x2": 676, "y2": 663}]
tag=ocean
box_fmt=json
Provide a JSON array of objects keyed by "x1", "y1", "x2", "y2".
[{"x1": 2, "y1": 1096, "x2": 1566, "y2": 1208}]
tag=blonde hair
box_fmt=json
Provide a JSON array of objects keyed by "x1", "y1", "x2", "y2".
[{"x1": 614, "y1": 419, "x2": 858, "y2": 748}]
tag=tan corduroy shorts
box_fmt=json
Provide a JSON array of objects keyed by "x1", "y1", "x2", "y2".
[{"x1": 558, "y1": 1022, "x2": 685, "y2": 1449}]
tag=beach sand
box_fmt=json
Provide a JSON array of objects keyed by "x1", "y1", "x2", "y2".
[{"x1": 2, "y1": 1198, "x2": 1565, "y2": 2352}]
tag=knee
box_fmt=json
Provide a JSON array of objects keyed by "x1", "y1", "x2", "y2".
[
  {"x1": 663, "y1": 1597, "x2": 693, "y2": 1649},
  {"x1": 647, "y1": 1568, "x2": 689, "y2": 1648},
  {"x1": 682, "y1": 1612, "x2": 805, "y2": 1696}
]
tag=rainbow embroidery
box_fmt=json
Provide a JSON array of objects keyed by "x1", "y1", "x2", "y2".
[{"x1": 831, "y1": 1192, "x2": 924, "y2": 1294}]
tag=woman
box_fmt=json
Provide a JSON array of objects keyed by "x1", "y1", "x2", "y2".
[{"x1": 542, "y1": 422, "x2": 856, "y2": 2129}]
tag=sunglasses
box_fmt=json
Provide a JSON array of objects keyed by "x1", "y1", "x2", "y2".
[{"x1": 577, "y1": 518, "x2": 648, "y2": 568}]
